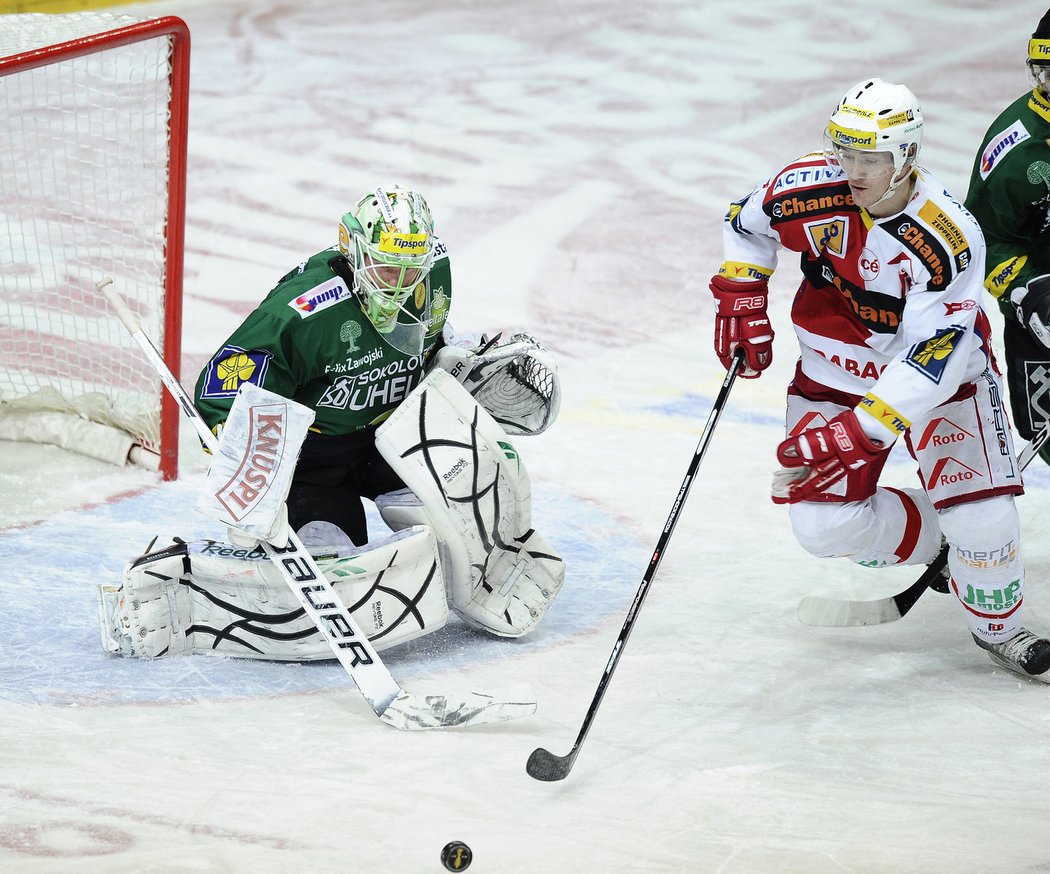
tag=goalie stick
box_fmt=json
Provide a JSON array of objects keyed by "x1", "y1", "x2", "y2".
[
  {"x1": 797, "y1": 421, "x2": 1050, "y2": 628},
  {"x1": 526, "y1": 352, "x2": 744, "y2": 782},
  {"x1": 97, "y1": 277, "x2": 536, "y2": 730}
]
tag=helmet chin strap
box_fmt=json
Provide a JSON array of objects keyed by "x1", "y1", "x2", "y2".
[{"x1": 867, "y1": 163, "x2": 914, "y2": 212}]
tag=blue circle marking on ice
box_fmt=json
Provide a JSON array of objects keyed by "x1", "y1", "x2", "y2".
[{"x1": 0, "y1": 477, "x2": 648, "y2": 706}]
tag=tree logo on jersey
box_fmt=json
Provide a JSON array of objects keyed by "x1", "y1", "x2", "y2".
[
  {"x1": 804, "y1": 216, "x2": 848, "y2": 258},
  {"x1": 1026, "y1": 161, "x2": 1050, "y2": 233},
  {"x1": 200, "y1": 346, "x2": 272, "y2": 398},
  {"x1": 340, "y1": 320, "x2": 362, "y2": 353},
  {"x1": 905, "y1": 326, "x2": 962, "y2": 384}
]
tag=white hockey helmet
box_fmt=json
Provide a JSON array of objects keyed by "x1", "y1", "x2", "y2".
[
  {"x1": 823, "y1": 78, "x2": 923, "y2": 179},
  {"x1": 338, "y1": 185, "x2": 437, "y2": 354},
  {"x1": 1028, "y1": 10, "x2": 1050, "y2": 95}
]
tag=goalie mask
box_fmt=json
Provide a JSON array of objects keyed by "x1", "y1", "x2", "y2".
[
  {"x1": 823, "y1": 78, "x2": 923, "y2": 209},
  {"x1": 338, "y1": 186, "x2": 436, "y2": 355}
]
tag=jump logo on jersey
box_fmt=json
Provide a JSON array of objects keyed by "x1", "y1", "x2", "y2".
[
  {"x1": 200, "y1": 346, "x2": 272, "y2": 398},
  {"x1": 906, "y1": 325, "x2": 963, "y2": 384},
  {"x1": 804, "y1": 216, "x2": 849, "y2": 258},
  {"x1": 288, "y1": 277, "x2": 352, "y2": 319},
  {"x1": 979, "y1": 121, "x2": 1031, "y2": 180}
]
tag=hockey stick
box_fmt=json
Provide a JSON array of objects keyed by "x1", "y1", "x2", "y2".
[
  {"x1": 797, "y1": 420, "x2": 1050, "y2": 627},
  {"x1": 526, "y1": 352, "x2": 744, "y2": 782},
  {"x1": 97, "y1": 278, "x2": 536, "y2": 729}
]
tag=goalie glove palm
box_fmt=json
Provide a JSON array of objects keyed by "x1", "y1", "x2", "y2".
[{"x1": 771, "y1": 410, "x2": 885, "y2": 504}]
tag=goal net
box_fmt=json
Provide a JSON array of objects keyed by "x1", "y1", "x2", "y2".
[{"x1": 0, "y1": 12, "x2": 188, "y2": 480}]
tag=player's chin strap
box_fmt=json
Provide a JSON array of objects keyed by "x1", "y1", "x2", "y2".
[{"x1": 431, "y1": 327, "x2": 561, "y2": 436}]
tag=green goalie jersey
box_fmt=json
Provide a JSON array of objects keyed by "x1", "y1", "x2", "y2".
[
  {"x1": 195, "y1": 243, "x2": 452, "y2": 436},
  {"x1": 965, "y1": 87, "x2": 1050, "y2": 319}
]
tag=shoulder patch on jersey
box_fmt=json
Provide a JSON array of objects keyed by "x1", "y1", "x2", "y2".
[
  {"x1": 200, "y1": 346, "x2": 272, "y2": 398},
  {"x1": 287, "y1": 276, "x2": 353, "y2": 319},
  {"x1": 979, "y1": 120, "x2": 1031, "y2": 180},
  {"x1": 905, "y1": 325, "x2": 964, "y2": 384}
]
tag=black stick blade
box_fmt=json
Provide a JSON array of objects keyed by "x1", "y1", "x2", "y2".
[{"x1": 526, "y1": 747, "x2": 575, "y2": 782}]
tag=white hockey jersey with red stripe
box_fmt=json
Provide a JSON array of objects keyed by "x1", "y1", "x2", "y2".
[{"x1": 720, "y1": 152, "x2": 993, "y2": 439}]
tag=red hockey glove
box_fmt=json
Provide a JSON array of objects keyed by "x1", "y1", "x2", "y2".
[
  {"x1": 771, "y1": 410, "x2": 886, "y2": 505},
  {"x1": 709, "y1": 274, "x2": 773, "y2": 378}
]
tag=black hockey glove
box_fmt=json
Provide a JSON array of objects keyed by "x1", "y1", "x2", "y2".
[{"x1": 1011, "y1": 274, "x2": 1050, "y2": 349}]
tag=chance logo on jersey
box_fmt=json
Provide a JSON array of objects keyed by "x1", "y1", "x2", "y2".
[
  {"x1": 905, "y1": 326, "x2": 963, "y2": 384},
  {"x1": 200, "y1": 346, "x2": 272, "y2": 398}
]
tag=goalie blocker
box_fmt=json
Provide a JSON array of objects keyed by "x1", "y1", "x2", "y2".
[{"x1": 98, "y1": 369, "x2": 565, "y2": 659}]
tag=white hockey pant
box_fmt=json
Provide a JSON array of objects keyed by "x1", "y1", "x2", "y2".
[{"x1": 787, "y1": 487, "x2": 943, "y2": 568}]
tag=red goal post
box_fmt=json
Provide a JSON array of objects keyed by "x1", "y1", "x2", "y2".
[{"x1": 0, "y1": 13, "x2": 189, "y2": 480}]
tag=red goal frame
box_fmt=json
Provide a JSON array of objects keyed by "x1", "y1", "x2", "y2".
[{"x1": 0, "y1": 16, "x2": 190, "y2": 480}]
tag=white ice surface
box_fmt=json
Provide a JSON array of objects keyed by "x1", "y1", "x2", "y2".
[{"x1": 3, "y1": 1, "x2": 1050, "y2": 871}]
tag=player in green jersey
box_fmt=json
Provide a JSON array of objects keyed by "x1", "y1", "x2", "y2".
[
  {"x1": 965, "y1": 9, "x2": 1050, "y2": 464},
  {"x1": 195, "y1": 185, "x2": 456, "y2": 545},
  {"x1": 98, "y1": 185, "x2": 566, "y2": 661}
]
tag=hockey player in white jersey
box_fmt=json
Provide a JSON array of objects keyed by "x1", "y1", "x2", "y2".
[{"x1": 710, "y1": 78, "x2": 1050, "y2": 681}]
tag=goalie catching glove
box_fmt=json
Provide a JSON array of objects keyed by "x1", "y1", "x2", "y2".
[
  {"x1": 771, "y1": 410, "x2": 887, "y2": 504},
  {"x1": 431, "y1": 326, "x2": 561, "y2": 435},
  {"x1": 709, "y1": 274, "x2": 774, "y2": 378}
]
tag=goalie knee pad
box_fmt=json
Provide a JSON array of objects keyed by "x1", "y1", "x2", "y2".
[
  {"x1": 375, "y1": 369, "x2": 565, "y2": 637},
  {"x1": 97, "y1": 526, "x2": 448, "y2": 660}
]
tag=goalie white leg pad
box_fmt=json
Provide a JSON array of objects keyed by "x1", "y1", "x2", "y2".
[
  {"x1": 97, "y1": 526, "x2": 448, "y2": 660},
  {"x1": 375, "y1": 369, "x2": 565, "y2": 637}
]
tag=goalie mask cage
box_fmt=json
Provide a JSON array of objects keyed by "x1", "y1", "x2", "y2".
[{"x1": 0, "y1": 13, "x2": 189, "y2": 480}]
